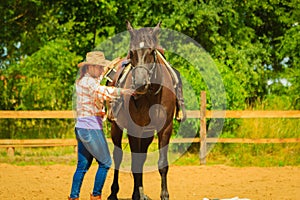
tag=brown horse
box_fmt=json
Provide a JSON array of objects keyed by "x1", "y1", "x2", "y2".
[{"x1": 107, "y1": 21, "x2": 176, "y2": 200}]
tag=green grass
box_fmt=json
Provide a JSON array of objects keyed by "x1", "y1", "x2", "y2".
[
  {"x1": 232, "y1": 118, "x2": 300, "y2": 139},
  {"x1": 1, "y1": 142, "x2": 299, "y2": 167},
  {"x1": 206, "y1": 143, "x2": 300, "y2": 167},
  {"x1": 0, "y1": 146, "x2": 77, "y2": 166},
  {"x1": 171, "y1": 142, "x2": 300, "y2": 167},
  {"x1": 235, "y1": 95, "x2": 300, "y2": 139}
]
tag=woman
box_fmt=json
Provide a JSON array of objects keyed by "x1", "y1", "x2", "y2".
[{"x1": 68, "y1": 51, "x2": 134, "y2": 200}]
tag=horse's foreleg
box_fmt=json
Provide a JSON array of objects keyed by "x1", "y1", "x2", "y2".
[
  {"x1": 108, "y1": 124, "x2": 123, "y2": 200},
  {"x1": 158, "y1": 147, "x2": 169, "y2": 200},
  {"x1": 129, "y1": 135, "x2": 153, "y2": 200},
  {"x1": 158, "y1": 125, "x2": 172, "y2": 200},
  {"x1": 108, "y1": 146, "x2": 123, "y2": 200}
]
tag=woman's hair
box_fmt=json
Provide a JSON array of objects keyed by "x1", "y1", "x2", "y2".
[
  {"x1": 77, "y1": 64, "x2": 104, "y2": 81},
  {"x1": 78, "y1": 65, "x2": 88, "y2": 81}
]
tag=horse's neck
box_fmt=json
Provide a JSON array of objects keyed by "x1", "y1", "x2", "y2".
[
  {"x1": 113, "y1": 61, "x2": 132, "y2": 87},
  {"x1": 157, "y1": 53, "x2": 179, "y2": 87}
]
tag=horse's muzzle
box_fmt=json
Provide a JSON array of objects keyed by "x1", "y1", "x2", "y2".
[
  {"x1": 132, "y1": 65, "x2": 150, "y2": 94},
  {"x1": 133, "y1": 84, "x2": 149, "y2": 95}
]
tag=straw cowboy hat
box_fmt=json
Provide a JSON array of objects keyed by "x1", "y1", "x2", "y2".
[{"x1": 78, "y1": 51, "x2": 111, "y2": 68}]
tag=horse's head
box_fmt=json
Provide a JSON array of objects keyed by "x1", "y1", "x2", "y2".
[{"x1": 127, "y1": 21, "x2": 161, "y2": 94}]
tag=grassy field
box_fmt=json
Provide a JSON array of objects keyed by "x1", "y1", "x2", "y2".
[
  {"x1": 1, "y1": 141, "x2": 299, "y2": 167},
  {"x1": 1, "y1": 116, "x2": 299, "y2": 167},
  {"x1": 0, "y1": 96, "x2": 299, "y2": 167}
]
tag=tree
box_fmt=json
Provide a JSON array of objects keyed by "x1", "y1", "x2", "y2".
[
  {"x1": 1, "y1": 39, "x2": 81, "y2": 110},
  {"x1": 1, "y1": 0, "x2": 299, "y2": 109}
]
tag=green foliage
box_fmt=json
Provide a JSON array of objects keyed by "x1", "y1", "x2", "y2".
[
  {"x1": 0, "y1": 0, "x2": 299, "y2": 161},
  {"x1": 0, "y1": 118, "x2": 75, "y2": 139},
  {"x1": 0, "y1": 39, "x2": 80, "y2": 139},
  {"x1": 2, "y1": 0, "x2": 299, "y2": 107},
  {"x1": 2, "y1": 39, "x2": 80, "y2": 110}
]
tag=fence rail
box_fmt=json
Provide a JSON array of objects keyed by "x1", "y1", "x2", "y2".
[
  {"x1": 1, "y1": 110, "x2": 300, "y2": 119},
  {"x1": 0, "y1": 91, "x2": 299, "y2": 162},
  {"x1": 1, "y1": 137, "x2": 299, "y2": 149}
]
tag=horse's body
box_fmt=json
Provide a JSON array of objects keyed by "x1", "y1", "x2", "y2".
[{"x1": 107, "y1": 21, "x2": 176, "y2": 200}]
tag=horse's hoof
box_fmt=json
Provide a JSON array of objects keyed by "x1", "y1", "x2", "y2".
[
  {"x1": 132, "y1": 192, "x2": 151, "y2": 200},
  {"x1": 132, "y1": 195, "x2": 150, "y2": 200},
  {"x1": 160, "y1": 191, "x2": 169, "y2": 200},
  {"x1": 144, "y1": 195, "x2": 151, "y2": 200},
  {"x1": 107, "y1": 194, "x2": 118, "y2": 200}
]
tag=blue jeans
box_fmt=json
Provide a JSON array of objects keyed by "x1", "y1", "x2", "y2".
[{"x1": 69, "y1": 128, "x2": 112, "y2": 198}]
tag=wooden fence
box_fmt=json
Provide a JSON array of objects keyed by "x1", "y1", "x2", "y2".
[{"x1": 0, "y1": 91, "x2": 299, "y2": 163}]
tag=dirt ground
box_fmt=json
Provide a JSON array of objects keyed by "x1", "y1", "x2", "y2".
[{"x1": 0, "y1": 163, "x2": 299, "y2": 200}]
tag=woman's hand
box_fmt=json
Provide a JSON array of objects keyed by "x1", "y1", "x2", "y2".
[{"x1": 121, "y1": 88, "x2": 135, "y2": 96}]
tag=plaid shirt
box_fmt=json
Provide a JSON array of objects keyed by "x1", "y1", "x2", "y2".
[{"x1": 75, "y1": 73, "x2": 117, "y2": 129}]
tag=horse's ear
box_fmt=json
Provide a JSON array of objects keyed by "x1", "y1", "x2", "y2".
[
  {"x1": 126, "y1": 20, "x2": 134, "y2": 32},
  {"x1": 126, "y1": 20, "x2": 135, "y2": 38},
  {"x1": 152, "y1": 21, "x2": 161, "y2": 36}
]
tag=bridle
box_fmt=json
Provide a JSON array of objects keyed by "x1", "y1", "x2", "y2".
[{"x1": 131, "y1": 49, "x2": 162, "y2": 95}]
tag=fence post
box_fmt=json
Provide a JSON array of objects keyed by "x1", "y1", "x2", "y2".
[
  {"x1": 199, "y1": 91, "x2": 207, "y2": 164},
  {"x1": 74, "y1": 145, "x2": 78, "y2": 153},
  {"x1": 7, "y1": 147, "x2": 15, "y2": 157}
]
